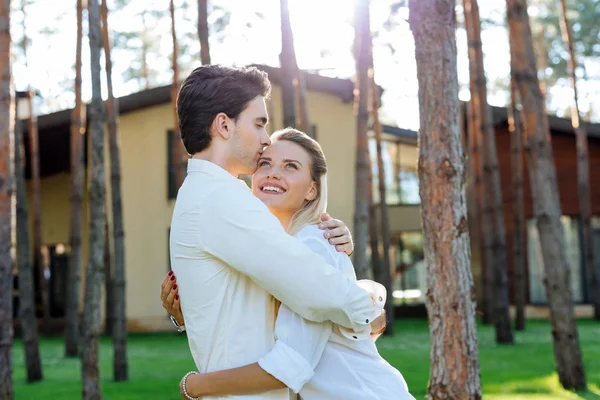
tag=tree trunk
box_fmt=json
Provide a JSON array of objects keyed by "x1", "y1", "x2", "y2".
[
  {"x1": 295, "y1": 70, "x2": 314, "y2": 138},
  {"x1": 352, "y1": 0, "x2": 372, "y2": 280},
  {"x1": 170, "y1": 0, "x2": 185, "y2": 190},
  {"x1": 466, "y1": 95, "x2": 493, "y2": 325},
  {"x1": 368, "y1": 207, "x2": 381, "y2": 284},
  {"x1": 558, "y1": 0, "x2": 598, "y2": 320},
  {"x1": 15, "y1": 0, "x2": 43, "y2": 380},
  {"x1": 409, "y1": 1, "x2": 482, "y2": 398},
  {"x1": 535, "y1": 29, "x2": 549, "y2": 101},
  {"x1": 82, "y1": 0, "x2": 106, "y2": 398},
  {"x1": 279, "y1": 0, "x2": 311, "y2": 137},
  {"x1": 101, "y1": 0, "x2": 128, "y2": 380},
  {"x1": 506, "y1": 0, "x2": 585, "y2": 390},
  {"x1": 279, "y1": 0, "x2": 297, "y2": 129},
  {"x1": 26, "y1": 92, "x2": 48, "y2": 331},
  {"x1": 0, "y1": 0, "x2": 14, "y2": 394},
  {"x1": 103, "y1": 218, "x2": 113, "y2": 337},
  {"x1": 197, "y1": 0, "x2": 210, "y2": 65},
  {"x1": 370, "y1": 65, "x2": 394, "y2": 335},
  {"x1": 66, "y1": 0, "x2": 86, "y2": 358},
  {"x1": 15, "y1": 110, "x2": 43, "y2": 382},
  {"x1": 509, "y1": 77, "x2": 526, "y2": 331},
  {"x1": 463, "y1": 0, "x2": 513, "y2": 344}
]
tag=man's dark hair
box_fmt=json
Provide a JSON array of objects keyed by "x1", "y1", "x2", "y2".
[{"x1": 176, "y1": 65, "x2": 271, "y2": 154}]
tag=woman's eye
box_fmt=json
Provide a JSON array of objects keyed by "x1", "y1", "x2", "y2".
[
  {"x1": 259, "y1": 161, "x2": 270, "y2": 167},
  {"x1": 286, "y1": 163, "x2": 298, "y2": 170}
]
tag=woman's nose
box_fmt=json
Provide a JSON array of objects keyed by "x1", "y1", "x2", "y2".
[{"x1": 268, "y1": 169, "x2": 281, "y2": 179}]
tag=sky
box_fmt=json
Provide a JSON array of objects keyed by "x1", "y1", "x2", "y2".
[{"x1": 9, "y1": 0, "x2": 600, "y2": 131}]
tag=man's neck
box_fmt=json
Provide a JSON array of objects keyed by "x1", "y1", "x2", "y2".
[{"x1": 192, "y1": 151, "x2": 239, "y2": 177}]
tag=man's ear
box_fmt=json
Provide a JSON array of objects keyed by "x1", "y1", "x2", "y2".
[
  {"x1": 305, "y1": 182, "x2": 317, "y2": 202},
  {"x1": 212, "y1": 112, "x2": 232, "y2": 140}
]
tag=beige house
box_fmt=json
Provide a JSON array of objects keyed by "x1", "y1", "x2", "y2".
[{"x1": 15, "y1": 65, "x2": 422, "y2": 331}]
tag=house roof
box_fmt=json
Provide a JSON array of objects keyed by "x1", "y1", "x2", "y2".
[
  {"x1": 20, "y1": 65, "x2": 600, "y2": 178},
  {"x1": 488, "y1": 104, "x2": 600, "y2": 139},
  {"x1": 32, "y1": 64, "x2": 355, "y2": 132}
]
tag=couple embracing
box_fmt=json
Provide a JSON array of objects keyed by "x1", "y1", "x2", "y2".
[{"x1": 160, "y1": 64, "x2": 414, "y2": 400}]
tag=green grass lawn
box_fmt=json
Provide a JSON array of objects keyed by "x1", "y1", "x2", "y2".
[{"x1": 11, "y1": 319, "x2": 600, "y2": 399}]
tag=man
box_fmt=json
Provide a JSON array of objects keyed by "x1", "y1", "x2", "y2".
[{"x1": 168, "y1": 65, "x2": 377, "y2": 400}]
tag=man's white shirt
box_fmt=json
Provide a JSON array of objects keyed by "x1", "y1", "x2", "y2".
[{"x1": 170, "y1": 159, "x2": 377, "y2": 400}]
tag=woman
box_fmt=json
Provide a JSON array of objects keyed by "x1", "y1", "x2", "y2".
[{"x1": 170, "y1": 128, "x2": 414, "y2": 400}]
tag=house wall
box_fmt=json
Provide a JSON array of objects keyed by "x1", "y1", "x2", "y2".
[{"x1": 491, "y1": 127, "x2": 600, "y2": 304}]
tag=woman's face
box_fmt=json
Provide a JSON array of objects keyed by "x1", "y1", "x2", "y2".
[{"x1": 252, "y1": 139, "x2": 317, "y2": 215}]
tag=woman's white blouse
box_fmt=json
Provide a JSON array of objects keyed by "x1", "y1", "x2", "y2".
[{"x1": 258, "y1": 224, "x2": 415, "y2": 400}]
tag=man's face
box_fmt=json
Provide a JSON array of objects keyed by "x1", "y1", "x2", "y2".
[{"x1": 229, "y1": 96, "x2": 271, "y2": 175}]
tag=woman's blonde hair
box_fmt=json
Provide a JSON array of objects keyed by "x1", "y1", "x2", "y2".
[{"x1": 270, "y1": 128, "x2": 328, "y2": 236}]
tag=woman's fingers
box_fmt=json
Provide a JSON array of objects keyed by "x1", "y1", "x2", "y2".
[
  {"x1": 164, "y1": 283, "x2": 178, "y2": 314},
  {"x1": 161, "y1": 271, "x2": 176, "y2": 303}
]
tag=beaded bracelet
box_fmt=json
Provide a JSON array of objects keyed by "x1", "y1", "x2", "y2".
[{"x1": 181, "y1": 371, "x2": 201, "y2": 400}]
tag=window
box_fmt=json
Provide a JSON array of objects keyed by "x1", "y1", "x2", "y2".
[
  {"x1": 369, "y1": 139, "x2": 420, "y2": 205},
  {"x1": 528, "y1": 216, "x2": 585, "y2": 304},
  {"x1": 391, "y1": 231, "x2": 426, "y2": 305}
]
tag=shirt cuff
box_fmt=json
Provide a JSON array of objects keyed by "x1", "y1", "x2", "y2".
[
  {"x1": 257, "y1": 341, "x2": 315, "y2": 394},
  {"x1": 345, "y1": 280, "x2": 387, "y2": 339}
]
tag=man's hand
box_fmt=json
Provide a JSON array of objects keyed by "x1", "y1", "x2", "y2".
[
  {"x1": 370, "y1": 310, "x2": 387, "y2": 341},
  {"x1": 319, "y1": 213, "x2": 354, "y2": 256},
  {"x1": 161, "y1": 271, "x2": 183, "y2": 326}
]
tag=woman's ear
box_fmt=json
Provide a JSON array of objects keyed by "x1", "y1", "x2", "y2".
[
  {"x1": 212, "y1": 112, "x2": 232, "y2": 140},
  {"x1": 305, "y1": 181, "x2": 318, "y2": 202}
]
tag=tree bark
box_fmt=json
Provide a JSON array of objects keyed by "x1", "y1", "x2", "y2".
[
  {"x1": 103, "y1": 218, "x2": 113, "y2": 337},
  {"x1": 463, "y1": 0, "x2": 513, "y2": 344},
  {"x1": 509, "y1": 77, "x2": 526, "y2": 331},
  {"x1": 368, "y1": 206, "x2": 381, "y2": 283},
  {"x1": 197, "y1": 0, "x2": 210, "y2": 65},
  {"x1": 15, "y1": 0, "x2": 43, "y2": 381},
  {"x1": 15, "y1": 110, "x2": 43, "y2": 382},
  {"x1": 535, "y1": 28, "x2": 549, "y2": 101},
  {"x1": 558, "y1": 0, "x2": 598, "y2": 320},
  {"x1": 82, "y1": 0, "x2": 106, "y2": 398},
  {"x1": 26, "y1": 92, "x2": 48, "y2": 331},
  {"x1": 170, "y1": 0, "x2": 185, "y2": 190},
  {"x1": 370, "y1": 64, "x2": 394, "y2": 335},
  {"x1": 368, "y1": 148, "x2": 382, "y2": 290},
  {"x1": 66, "y1": 0, "x2": 86, "y2": 358},
  {"x1": 352, "y1": 0, "x2": 372, "y2": 280},
  {"x1": 295, "y1": 69, "x2": 314, "y2": 139},
  {"x1": 506, "y1": 0, "x2": 585, "y2": 390},
  {"x1": 279, "y1": 0, "x2": 297, "y2": 129},
  {"x1": 0, "y1": 1, "x2": 14, "y2": 395},
  {"x1": 466, "y1": 96, "x2": 493, "y2": 325},
  {"x1": 409, "y1": 1, "x2": 482, "y2": 398},
  {"x1": 101, "y1": 0, "x2": 128, "y2": 380}
]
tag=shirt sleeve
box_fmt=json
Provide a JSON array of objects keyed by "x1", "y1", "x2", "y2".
[
  {"x1": 193, "y1": 181, "x2": 377, "y2": 330},
  {"x1": 257, "y1": 237, "x2": 336, "y2": 393}
]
